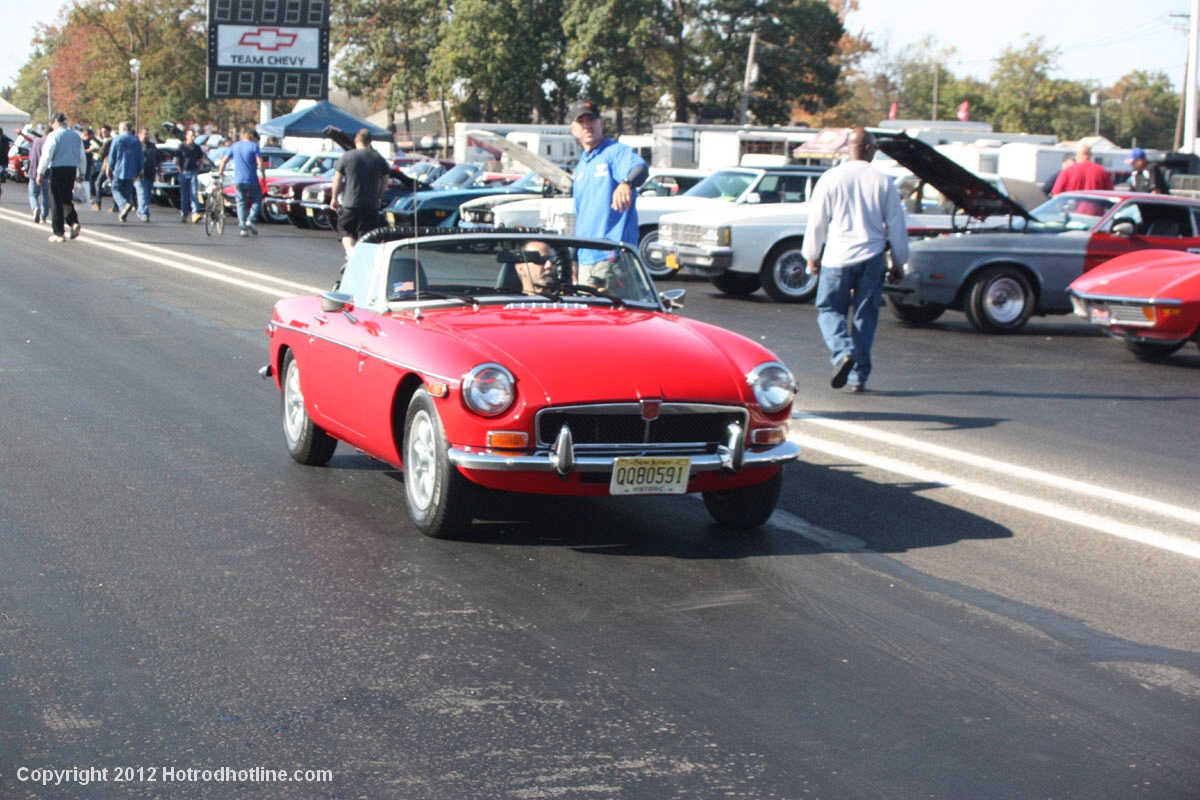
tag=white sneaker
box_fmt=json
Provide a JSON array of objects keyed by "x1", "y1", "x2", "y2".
[{"x1": 48, "y1": 234, "x2": 65, "y2": 242}]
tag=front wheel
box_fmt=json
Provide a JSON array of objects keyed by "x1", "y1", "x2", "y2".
[
  {"x1": 262, "y1": 199, "x2": 289, "y2": 224},
  {"x1": 309, "y1": 210, "x2": 334, "y2": 231},
  {"x1": 702, "y1": 470, "x2": 784, "y2": 529},
  {"x1": 711, "y1": 271, "x2": 761, "y2": 296},
  {"x1": 887, "y1": 295, "x2": 946, "y2": 325},
  {"x1": 639, "y1": 227, "x2": 673, "y2": 279},
  {"x1": 403, "y1": 389, "x2": 477, "y2": 538},
  {"x1": 760, "y1": 239, "x2": 816, "y2": 303},
  {"x1": 963, "y1": 266, "x2": 1035, "y2": 333},
  {"x1": 1125, "y1": 339, "x2": 1185, "y2": 359},
  {"x1": 281, "y1": 350, "x2": 338, "y2": 466}
]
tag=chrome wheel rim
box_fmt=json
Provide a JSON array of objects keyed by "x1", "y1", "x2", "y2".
[
  {"x1": 282, "y1": 360, "x2": 306, "y2": 444},
  {"x1": 774, "y1": 250, "x2": 816, "y2": 296},
  {"x1": 406, "y1": 409, "x2": 437, "y2": 511},
  {"x1": 983, "y1": 277, "x2": 1027, "y2": 325}
]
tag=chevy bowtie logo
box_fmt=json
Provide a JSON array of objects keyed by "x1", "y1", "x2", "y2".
[{"x1": 238, "y1": 28, "x2": 298, "y2": 51}]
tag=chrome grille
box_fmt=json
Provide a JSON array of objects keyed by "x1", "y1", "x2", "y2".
[
  {"x1": 535, "y1": 403, "x2": 748, "y2": 449},
  {"x1": 664, "y1": 224, "x2": 710, "y2": 247}
]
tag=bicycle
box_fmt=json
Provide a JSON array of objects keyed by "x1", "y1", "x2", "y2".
[{"x1": 204, "y1": 174, "x2": 227, "y2": 236}]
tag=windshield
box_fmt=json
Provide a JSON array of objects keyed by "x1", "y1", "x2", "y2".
[
  {"x1": 682, "y1": 170, "x2": 756, "y2": 201},
  {"x1": 375, "y1": 236, "x2": 662, "y2": 308},
  {"x1": 276, "y1": 153, "x2": 310, "y2": 171},
  {"x1": 431, "y1": 163, "x2": 483, "y2": 190},
  {"x1": 1024, "y1": 193, "x2": 1118, "y2": 231}
]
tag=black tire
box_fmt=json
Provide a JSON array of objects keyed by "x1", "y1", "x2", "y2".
[
  {"x1": 963, "y1": 266, "x2": 1035, "y2": 333},
  {"x1": 403, "y1": 389, "x2": 477, "y2": 538},
  {"x1": 639, "y1": 226, "x2": 673, "y2": 279},
  {"x1": 262, "y1": 199, "x2": 289, "y2": 224},
  {"x1": 711, "y1": 271, "x2": 761, "y2": 296},
  {"x1": 281, "y1": 350, "x2": 338, "y2": 466},
  {"x1": 1125, "y1": 340, "x2": 1185, "y2": 359},
  {"x1": 702, "y1": 470, "x2": 784, "y2": 529},
  {"x1": 760, "y1": 239, "x2": 817, "y2": 303},
  {"x1": 887, "y1": 295, "x2": 947, "y2": 325},
  {"x1": 309, "y1": 210, "x2": 334, "y2": 231}
]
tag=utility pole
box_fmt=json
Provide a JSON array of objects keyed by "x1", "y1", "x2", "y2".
[
  {"x1": 1186, "y1": 0, "x2": 1199, "y2": 153},
  {"x1": 740, "y1": 32, "x2": 758, "y2": 125}
]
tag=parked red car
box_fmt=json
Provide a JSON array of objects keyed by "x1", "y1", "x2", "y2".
[
  {"x1": 1068, "y1": 248, "x2": 1200, "y2": 359},
  {"x1": 262, "y1": 229, "x2": 799, "y2": 538}
]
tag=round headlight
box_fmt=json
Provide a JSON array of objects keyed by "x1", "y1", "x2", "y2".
[
  {"x1": 462, "y1": 363, "x2": 516, "y2": 416},
  {"x1": 747, "y1": 362, "x2": 796, "y2": 413}
]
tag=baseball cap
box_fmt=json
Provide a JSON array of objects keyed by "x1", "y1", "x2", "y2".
[
  {"x1": 568, "y1": 101, "x2": 600, "y2": 122},
  {"x1": 1126, "y1": 146, "x2": 1147, "y2": 162}
]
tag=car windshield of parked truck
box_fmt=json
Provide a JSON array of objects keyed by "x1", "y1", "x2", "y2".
[
  {"x1": 1026, "y1": 193, "x2": 1118, "y2": 231},
  {"x1": 681, "y1": 170, "x2": 757, "y2": 202}
]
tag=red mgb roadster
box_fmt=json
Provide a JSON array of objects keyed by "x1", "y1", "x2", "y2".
[
  {"x1": 1068, "y1": 248, "x2": 1200, "y2": 360},
  {"x1": 262, "y1": 229, "x2": 799, "y2": 538}
]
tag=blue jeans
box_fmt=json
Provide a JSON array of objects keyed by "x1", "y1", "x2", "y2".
[
  {"x1": 28, "y1": 178, "x2": 50, "y2": 218},
  {"x1": 111, "y1": 178, "x2": 136, "y2": 212},
  {"x1": 178, "y1": 171, "x2": 199, "y2": 217},
  {"x1": 815, "y1": 250, "x2": 887, "y2": 388},
  {"x1": 234, "y1": 181, "x2": 262, "y2": 229},
  {"x1": 135, "y1": 179, "x2": 153, "y2": 219}
]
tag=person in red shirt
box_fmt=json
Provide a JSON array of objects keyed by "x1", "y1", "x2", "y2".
[{"x1": 1051, "y1": 143, "x2": 1113, "y2": 195}]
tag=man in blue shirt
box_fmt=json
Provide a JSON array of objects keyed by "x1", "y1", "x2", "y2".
[
  {"x1": 568, "y1": 101, "x2": 648, "y2": 289},
  {"x1": 104, "y1": 121, "x2": 143, "y2": 222},
  {"x1": 216, "y1": 127, "x2": 267, "y2": 236}
]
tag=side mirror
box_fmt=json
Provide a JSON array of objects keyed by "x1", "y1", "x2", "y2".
[
  {"x1": 660, "y1": 288, "x2": 686, "y2": 312},
  {"x1": 321, "y1": 291, "x2": 353, "y2": 312},
  {"x1": 745, "y1": 192, "x2": 763, "y2": 204},
  {"x1": 1112, "y1": 220, "x2": 1135, "y2": 237}
]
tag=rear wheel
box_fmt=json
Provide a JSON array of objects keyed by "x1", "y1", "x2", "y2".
[
  {"x1": 887, "y1": 295, "x2": 947, "y2": 325},
  {"x1": 760, "y1": 239, "x2": 816, "y2": 303},
  {"x1": 702, "y1": 470, "x2": 783, "y2": 529},
  {"x1": 281, "y1": 350, "x2": 338, "y2": 466},
  {"x1": 711, "y1": 271, "x2": 761, "y2": 296},
  {"x1": 403, "y1": 389, "x2": 477, "y2": 538},
  {"x1": 964, "y1": 266, "x2": 1035, "y2": 333}
]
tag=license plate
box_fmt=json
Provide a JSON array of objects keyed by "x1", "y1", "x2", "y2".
[
  {"x1": 386, "y1": 212, "x2": 396, "y2": 226},
  {"x1": 609, "y1": 457, "x2": 690, "y2": 495},
  {"x1": 1088, "y1": 306, "x2": 1111, "y2": 325},
  {"x1": 665, "y1": 253, "x2": 680, "y2": 270},
  {"x1": 306, "y1": 207, "x2": 315, "y2": 217}
]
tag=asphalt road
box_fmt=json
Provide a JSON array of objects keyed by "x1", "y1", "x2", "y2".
[{"x1": 1, "y1": 188, "x2": 1197, "y2": 800}]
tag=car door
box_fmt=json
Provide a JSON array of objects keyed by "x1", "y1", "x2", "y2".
[{"x1": 1085, "y1": 199, "x2": 1200, "y2": 273}]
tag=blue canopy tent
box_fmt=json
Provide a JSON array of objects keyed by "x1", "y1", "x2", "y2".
[{"x1": 256, "y1": 100, "x2": 391, "y2": 141}]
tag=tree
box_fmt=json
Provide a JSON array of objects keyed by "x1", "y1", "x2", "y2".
[
  {"x1": 332, "y1": 0, "x2": 446, "y2": 137},
  {"x1": 691, "y1": 0, "x2": 843, "y2": 125},
  {"x1": 562, "y1": 0, "x2": 660, "y2": 130},
  {"x1": 1110, "y1": 70, "x2": 1178, "y2": 150}
]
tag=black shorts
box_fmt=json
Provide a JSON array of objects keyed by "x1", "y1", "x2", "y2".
[{"x1": 336, "y1": 206, "x2": 380, "y2": 239}]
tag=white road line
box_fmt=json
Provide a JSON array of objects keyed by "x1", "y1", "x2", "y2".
[
  {"x1": 794, "y1": 414, "x2": 1200, "y2": 527},
  {"x1": 788, "y1": 431, "x2": 1200, "y2": 561},
  {"x1": 0, "y1": 207, "x2": 325, "y2": 298}
]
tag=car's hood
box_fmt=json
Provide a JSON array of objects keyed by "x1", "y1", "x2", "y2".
[
  {"x1": 909, "y1": 228, "x2": 1089, "y2": 255},
  {"x1": 461, "y1": 193, "x2": 543, "y2": 211},
  {"x1": 660, "y1": 201, "x2": 810, "y2": 226},
  {"x1": 872, "y1": 131, "x2": 1033, "y2": 222},
  {"x1": 1069, "y1": 249, "x2": 1200, "y2": 296},
  {"x1": 413, "y1": 306, "x2": 765, "y2": 405},
  {"x1": 466, "y1": 130, "x2": 574, "y2": 194},
  {"x1": 636, "y1": 195, "x2": 726, "y2": 216}
]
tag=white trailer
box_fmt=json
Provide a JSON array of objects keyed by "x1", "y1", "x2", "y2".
[{"x1": 453, "y1": 122, "x2": 572, "y2": 165}]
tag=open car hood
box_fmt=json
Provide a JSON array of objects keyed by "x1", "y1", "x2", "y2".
[
  {"x1": 796, "y1": 128, "x2": 1032, "y2": 222},
  {"x1": 466, "y1": 130, "x2": 574, "y2": 194},
  {"x1": 874, "y1": 131, "x2": 1033, "y2": 222}
]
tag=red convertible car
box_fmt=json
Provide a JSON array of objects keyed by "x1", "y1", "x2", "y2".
[
  {"x1": 262, "y1": 230, "x2": 800, "y2": 538},
  {"x1": 1068, "y1": 248, "x2": 1200, "y2": 359}
]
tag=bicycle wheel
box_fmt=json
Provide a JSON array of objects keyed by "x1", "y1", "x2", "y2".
[
  {"x1": 204, "y1": 194, "x2": 216, "y2": 236},
  {"x1": 213, "y1": 199, "x2": 225, "y2": 235}
]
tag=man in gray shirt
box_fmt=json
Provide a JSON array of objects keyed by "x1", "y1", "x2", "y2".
[
  {"x1": 37, "y1": 112, "x2": 87, "y2": 242},
  {"x1": 330, "y1": 128, "x2": 391, "y2": 257}
]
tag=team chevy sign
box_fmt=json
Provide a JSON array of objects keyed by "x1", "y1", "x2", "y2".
[{"x1": 207, "y1": 0, "x2": 330, "y2": 100}]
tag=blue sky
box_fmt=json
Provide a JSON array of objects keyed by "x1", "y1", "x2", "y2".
[
  {"x1": 846, "y1": 0, "x2": 1192, "y2": 86},
  {"x1": 2, "y1": 1, "x2": 1194, "y2": 92}
]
